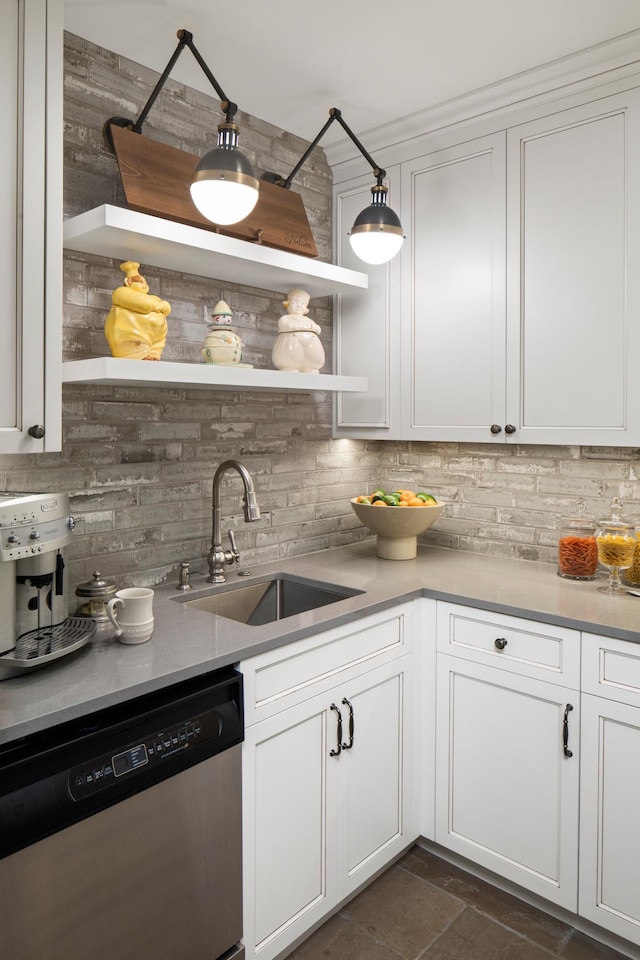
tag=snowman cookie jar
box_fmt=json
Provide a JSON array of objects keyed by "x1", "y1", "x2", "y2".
[{"x1": 202, "y1": 300, "x2": 249, "y2": 366}]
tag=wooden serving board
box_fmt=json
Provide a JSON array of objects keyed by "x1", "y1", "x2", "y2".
[{"x1": 110, "y1": 126, "x2": 318, "y2": 258}]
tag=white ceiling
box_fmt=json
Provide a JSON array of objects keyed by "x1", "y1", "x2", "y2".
[{"x1": 64, "y1": 0, "x2": 640, "y2": 147}]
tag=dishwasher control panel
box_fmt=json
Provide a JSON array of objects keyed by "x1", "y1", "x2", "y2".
[{"x1": 69, "y1": 708, "x2": 221, "y2": 801}]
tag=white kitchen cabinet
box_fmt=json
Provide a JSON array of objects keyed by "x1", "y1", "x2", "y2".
[
  {"x1": 435, "y1": 603, "x2": 580, "y2": 910},
  {"x1": 579, "y1": 633, "x2": 640, "y2": 947},
  {"x1": 505, "y1": 88, "x2": 640, "y2": 445},
  {"x1": 400, "y1": 133, "x2": 507, "y2": 442},
  {"x1": 240, "y1": 604, "x2": 416, "y2": 960},
  {"x1": 1, "y1": 0, "x2": 62, "y2": 452},
  {"x1": 334, "y1": 83, "x2": 640, "y2": 445}
]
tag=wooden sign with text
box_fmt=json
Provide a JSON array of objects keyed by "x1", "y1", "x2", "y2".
[{"x1": 110, "y1": 126, "x2": 318, "y2": 258}]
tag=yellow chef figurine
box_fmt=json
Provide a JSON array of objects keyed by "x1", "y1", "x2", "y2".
[
  {"x1": 271, "y1": 288, "x2": 324, "y2": 373},
  {"x1": 104, "y1": 261, "x2": 171, "y2": 360}
]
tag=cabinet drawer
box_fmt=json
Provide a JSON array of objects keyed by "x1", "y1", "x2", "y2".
[
  {"x1": 241, "y1": 602, "x2": 413, "y2": 725},
  {"x1": 582, "y1": 633, "x2": 640, "y2": 707},
  {"x1": 436, "y1": 602, "x2": 580, "y2": 686}
]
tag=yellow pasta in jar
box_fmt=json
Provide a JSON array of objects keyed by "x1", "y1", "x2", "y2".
[{"x1": 596, "y1": 534, "x2": 636, "y2": 568}]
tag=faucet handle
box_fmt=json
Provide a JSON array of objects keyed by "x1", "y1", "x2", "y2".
[
  {"x1": 176, "y1": 560, "x2": 193, "y2": 591},
  {"x1": 228, "y1": 529, "x2": 240, "y2": 563}
]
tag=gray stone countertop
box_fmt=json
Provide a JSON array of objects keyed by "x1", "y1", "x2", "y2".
[{"x1": 1, "y1": 541, "x2": 640, "y2": 746}]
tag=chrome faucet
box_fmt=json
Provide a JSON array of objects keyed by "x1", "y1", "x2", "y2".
[{"x1": 207, "y1": 460, "x2": 261, "y2": 583}]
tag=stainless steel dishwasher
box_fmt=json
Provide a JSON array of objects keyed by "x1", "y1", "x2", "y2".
[{"x1": 0, "y1": 667, "x2": 244, "y2": 960}]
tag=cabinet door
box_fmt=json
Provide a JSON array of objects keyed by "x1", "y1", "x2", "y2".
[
  {"x1": 400, "y1": 134, "x2": 507, "y2": 442},
  {"x1": 435, "y1": 655, "x2": 579, "y2": 910},
  {"x1": 242, "y1": 654, "x2": 416, "y2": 960},
  {"x1": 506, "y1": 88, "x2": 640, "y2": 445},
  {"x1": 242, "y1": 692, "x2": 338, "y2": 960},
  {"x1": 0, "y1": 0, "x2": 62, "y2": 453},
  {"x1": 333, "y1": 169, "x2": 401, "y2": 438},
  {"x1": 579, "y1": 693, "x2": 640, "y2": 946},
  {"x1": 336, "y1": 657, "x2": 414, "y2": 900}
]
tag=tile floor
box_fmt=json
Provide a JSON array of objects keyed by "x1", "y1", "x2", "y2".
[{"x1": 286, "y1": 845, "x2": 632, "y2": 960}]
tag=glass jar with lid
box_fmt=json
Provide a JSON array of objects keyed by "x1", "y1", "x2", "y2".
[
  {"x1": 623, "y1": 519, "x2": 640, "y2": 588},
  {"x1": 557, "y1": 514, "x2": 598, "y2": 580},
  {"x1": 595, "y1": 498, "x2": 637, "y2": 596}
]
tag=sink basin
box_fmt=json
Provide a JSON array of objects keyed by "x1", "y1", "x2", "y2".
[{"x1": 176, "y1": 574, "x2": 363, "y2": 626}]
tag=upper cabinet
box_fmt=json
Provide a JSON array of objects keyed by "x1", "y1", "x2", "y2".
[
  {"x1": 334, "y1": 83, "x2": 640, "y2": 445},
  {"x1": 400, "y1": 134, "x2": 506, "y2": 443},
  {"x1": 0, "y1": 0, "x2": 63, "y2": 453},
  {"x1": 506, "y1": 90, "x2": 640, "y2": 445}
]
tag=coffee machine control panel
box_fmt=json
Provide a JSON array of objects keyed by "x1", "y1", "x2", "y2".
[
  {"x1": 0, "y1": 493, "x2": 72, "y2": 562},
  {"x1": 1, "y1": 517, "x2": 72, "y2": 560}
]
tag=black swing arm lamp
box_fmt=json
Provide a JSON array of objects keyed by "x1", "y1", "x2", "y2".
[
  {"x1": 265, "y1": 107, "x2": 404, "y2": 265},
  {"x1": 104, "y1": 29, "x2": 260, "y2": 226}
]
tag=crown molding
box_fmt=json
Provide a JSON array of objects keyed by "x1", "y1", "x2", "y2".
[{"x1": 326, "y1": 30, "x2": 640, "y2": 177}]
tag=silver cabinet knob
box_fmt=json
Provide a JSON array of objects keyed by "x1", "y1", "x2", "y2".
[{"x1": 27, "y1": 425, "x2": 45, "y2": 439}]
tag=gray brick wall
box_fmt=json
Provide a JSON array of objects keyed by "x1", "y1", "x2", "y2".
[{"x1": 1, "y1": 32, "x2": 640, "y2": 594}]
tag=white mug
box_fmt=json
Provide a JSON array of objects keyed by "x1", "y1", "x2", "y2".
[{"x1": 107, "y1": 587, "x2": 154, "y2": 644}]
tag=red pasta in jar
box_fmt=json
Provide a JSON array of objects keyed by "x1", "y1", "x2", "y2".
[{"x1": 558, "y1": 535, "x2": 598, "y2": 579}]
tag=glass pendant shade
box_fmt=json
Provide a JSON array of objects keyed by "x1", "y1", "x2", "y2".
[
  {"x1": 348, "y1": 185, "x2": 404, "y2": 265},
  {"x1": 190, "y1": 122, "x2": 260, "y2": 225}
]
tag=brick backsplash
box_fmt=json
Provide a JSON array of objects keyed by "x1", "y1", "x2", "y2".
[{"x1": 1, "y1": 33, "x2": 640, "y2": 593}]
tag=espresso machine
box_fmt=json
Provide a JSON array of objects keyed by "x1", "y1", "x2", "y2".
[{"x1": 0, "y1": 492, "x2": 95, "y2": 680}]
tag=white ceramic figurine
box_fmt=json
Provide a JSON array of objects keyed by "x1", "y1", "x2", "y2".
[{"x1": 271, "y1": 288, "x2": 325, "y2": 374}]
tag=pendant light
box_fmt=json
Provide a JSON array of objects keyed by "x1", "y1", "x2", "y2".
[
  {"x1": 349, "y1": 182, "x2": 404, "y2": 265},
  {"x1": 104, "y1": 30, "x2": 259, "y2": 227},
  {"x1": 190, "y1": 119, "x2": 259, "y2": 225},
  {"x1": 265, "y1": 108, "x2": 405, "y2": 265}
]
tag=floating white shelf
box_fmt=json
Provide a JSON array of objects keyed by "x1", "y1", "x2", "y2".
[
  {"x1": 61, "y1": 357, "x2": 368, "y2": 394},
  {"x1": 63, "y1": 205, "x2": 369, "y2": 298}
]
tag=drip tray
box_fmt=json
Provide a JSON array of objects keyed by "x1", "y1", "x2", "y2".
[{"x1": 0, "y1": 617, "x2": 96, "y2": 680}]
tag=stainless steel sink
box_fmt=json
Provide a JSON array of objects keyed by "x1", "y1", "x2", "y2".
[{"x1": 176, "y1": 574, "x2": 363, "y2": 626}]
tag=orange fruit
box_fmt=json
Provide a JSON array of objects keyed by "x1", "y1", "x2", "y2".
[
  {"x1": 399, "y1": 490, "x2": 416, "y2": 502},
  {"x1": 372, "y1": 499, "x2": 388, "y2": 507},
  {"x1": 407, "y1": 497, "x2": 425, "y2": 506}
]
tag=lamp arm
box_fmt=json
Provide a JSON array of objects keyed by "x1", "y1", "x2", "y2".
[
  {"x1": 279, "y1": 107, "x2": 385, "y2": 189},
  {"x1": 134, "y1": 29, "x2": 236, "y2": 127},
  {"x1": 329, "y1": 108, "x2": 385, "y2": 182},
  {"x1": 105, "y1": 28, "x2": 237, "y2": 150},
  {"x1": 177, "y1": 30, "x2": 237, "y2": 121},
  {"x1": 279, "y1": 113, "x2": 336, "y2": 188}
]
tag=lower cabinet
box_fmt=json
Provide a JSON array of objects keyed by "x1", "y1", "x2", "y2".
[
  {"x1": 435, "y1": 655, "x2": 580, "y2": 910},
  {"x1": 579, "y1": 634, "x2": 640, "y2": 945},
  {"x1": 240, "y1": 605, "x2": 416, "y2": 960},
  {"x1": 434, "y1": 603, "x2": 581, "y2": 911},
  {"x1": 241, "y1": 599, "x2": 640, "y2": 960}
]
